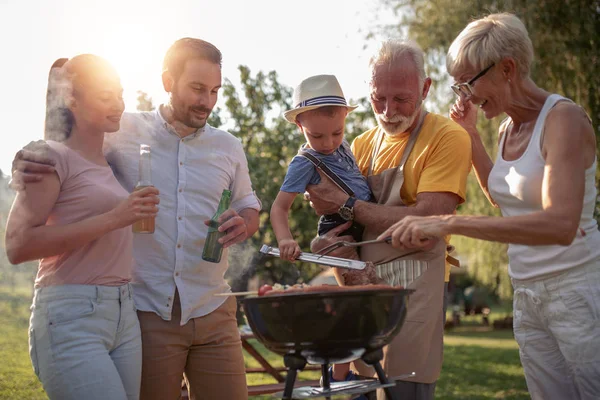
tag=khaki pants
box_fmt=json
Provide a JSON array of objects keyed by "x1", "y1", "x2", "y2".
[{"x1": 137, "y1": 292, "x2": 247, "y2": 400}]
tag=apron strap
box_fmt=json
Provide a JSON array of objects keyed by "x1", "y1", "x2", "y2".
[
  {"x1": 375, "y1": 110, "x2": 429, "y2": 204},
  {"x1": 368, "y1": 110, "x2": 428, "y2": 177},
  {"x1": 298, "y1": 150, "x2": 355, "y2": 197}
]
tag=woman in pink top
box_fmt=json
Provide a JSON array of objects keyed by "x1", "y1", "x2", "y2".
[
  {"x1": 378, "y1": 13, "x2": 600, "y2": 400},
  {"x1": 5, "y1": 54, "x2": 159, "y2": 400}
]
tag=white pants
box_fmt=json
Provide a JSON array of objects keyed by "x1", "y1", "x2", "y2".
[{"x1": 512, "y1": 262, "x2": 600, "y2": 400}]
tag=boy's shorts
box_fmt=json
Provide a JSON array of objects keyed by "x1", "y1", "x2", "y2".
[{"x1": 317, "y1": 213, "x2": 364, "y2": 243}]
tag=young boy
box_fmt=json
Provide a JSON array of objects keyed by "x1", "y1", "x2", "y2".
[
  {"x1": 271, "y1": 74, "x2": 372, "y2": 261},
  {"x1": 270, "y1": 74, "x2": 373, "y2": 389}
]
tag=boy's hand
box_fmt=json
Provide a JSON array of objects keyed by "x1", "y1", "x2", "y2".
[{"x1": 278, "y1": 239, "x2": 301, "y2": 261}]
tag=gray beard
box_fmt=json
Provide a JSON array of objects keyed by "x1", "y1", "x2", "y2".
[{"x1": 378, "y1": 105, "x2": 422, "y2": 137}]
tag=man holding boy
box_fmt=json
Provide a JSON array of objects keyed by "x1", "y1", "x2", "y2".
[{"x1": 307, "y1": 39, "x2": 472, "y2": 400}]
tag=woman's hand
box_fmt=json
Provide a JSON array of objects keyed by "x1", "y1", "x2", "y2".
[
  {"x1": 378, "y1": 215, "x2": 452, "y2": 249},
  {"x1": 278, "y1": 238, "x2": 302, "y2": 261},
  {"x1": 450, "y1": 97, "x2": 478, "y2": 135},
  {"x1": 110, "y1": 186, "x2": 160, "y2": 228}
]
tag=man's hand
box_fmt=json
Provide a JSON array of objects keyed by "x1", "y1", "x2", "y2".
[
  {"x1": 310, "y1": 221, "x2": 358, "y2": 259},
  {"x1": 10, "y1": 141, "x2": 55, "y2": 191},
  {"x1": 305, "y1": 168, "x2": 349, "y2": 216},
  {"x1": 204, "y1": 208, "x2": 248, "y2": 249}
]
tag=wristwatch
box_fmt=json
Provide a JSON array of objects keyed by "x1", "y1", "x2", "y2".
[{"x1": 338, "y1": 197, "x2": 357, "y2": 221}]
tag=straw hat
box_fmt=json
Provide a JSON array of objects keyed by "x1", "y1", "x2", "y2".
[{"x1": 283, "y1": 74, "x2": 358, "y2": 123}]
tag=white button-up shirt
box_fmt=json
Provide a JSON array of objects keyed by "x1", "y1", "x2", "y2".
[{"x1": 104, "y1": 108, "x2": 261, "y2": 324}]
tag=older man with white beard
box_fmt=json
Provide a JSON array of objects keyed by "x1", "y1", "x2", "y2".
[{"x1": 307, "y1": 39, "x2": 472, "y2": 400}]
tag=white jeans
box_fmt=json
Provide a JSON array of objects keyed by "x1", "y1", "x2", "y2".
[
  {"x1": 29, "y1": 284, "x2": 142, "y2": 400},
  {"x1": 512, "y1": 262, "x2": 600, "y2": 400}
]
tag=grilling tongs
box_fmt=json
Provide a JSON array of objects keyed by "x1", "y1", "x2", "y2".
[
  {"x1": 259, "y1": 236, "x2": 395, "y2": 271},
  {"x1": 259, "y1": 245, "x2": 368, "y2": 270}
]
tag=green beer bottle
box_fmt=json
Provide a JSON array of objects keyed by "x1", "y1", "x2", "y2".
[{"x1": 202, "y1": 189, "x2": 232, "y2": 263}]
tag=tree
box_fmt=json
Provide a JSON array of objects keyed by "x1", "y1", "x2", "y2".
[
  {"x1": 375, "y1": 0, "x2": 600, "y2": 299},
  {"x1": 136, "y1": 90, "x2": 155, "y2": 111}
]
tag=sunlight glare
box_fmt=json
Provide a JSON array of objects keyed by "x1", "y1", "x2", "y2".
[{"x1": 93, "y1": 23, "x2": 167, "y2": 111}]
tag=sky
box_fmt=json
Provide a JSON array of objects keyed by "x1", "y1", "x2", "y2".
[{"x1": 0, "y1": 0, "x2": 398, "y2": 175}]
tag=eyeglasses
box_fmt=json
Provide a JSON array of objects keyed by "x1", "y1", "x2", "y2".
[{"x1": 451, "y1": 63, "x2": 495, "y2": 98}]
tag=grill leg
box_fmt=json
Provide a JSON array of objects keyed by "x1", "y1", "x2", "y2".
[
  {"x1": 373, "y1": 361, "x2": 399, "y2": 400},
  {"x1": 282, "y1": 354, "x2": 307, "y2": 400},
  {"x1": 282, "y1": 368, "x2": 298, "y2": 400},
  {"x1": 362, "y1": 349, "x2": 399, "y2": 400},
  {"x1": 320, "y1": 363, "x2": 331, "y2": 400}
]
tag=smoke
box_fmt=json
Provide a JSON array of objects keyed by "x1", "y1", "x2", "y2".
[
  {"x1": 225, "y1": 242, "x2": 261, "y2": 290},
  {"x1": 44, "y1": 67, "x2": 73, "y2": 142}
]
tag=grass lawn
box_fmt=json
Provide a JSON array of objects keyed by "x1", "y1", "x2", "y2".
[{"x1": 0, "y1": 287, "x2": 528, "y2": 400}]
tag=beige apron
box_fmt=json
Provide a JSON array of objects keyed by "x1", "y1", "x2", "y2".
[{"x1": 354, "y1": 112, "x2": 446, "y2": 387}]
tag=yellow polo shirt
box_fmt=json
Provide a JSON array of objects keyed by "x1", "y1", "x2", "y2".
[{"x1": 351, "y1": 113, "x2": 472, "y2": 281}]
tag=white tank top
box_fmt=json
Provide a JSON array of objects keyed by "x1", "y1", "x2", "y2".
[{"x1": 488, "y1": 94, "x2": 600, "y2": 280}]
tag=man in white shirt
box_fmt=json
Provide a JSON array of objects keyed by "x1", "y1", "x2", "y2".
[{"x1": 12, "y1": 38, "x2": 259, "y2": 400}]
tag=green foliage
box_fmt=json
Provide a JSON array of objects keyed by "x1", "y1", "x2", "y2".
[
  {"x1": 0, "y1": 287, "x2": 46, "y2": 400},
  {"x1": 377, "y1": 0, "x2": 600, "y2": 299}
]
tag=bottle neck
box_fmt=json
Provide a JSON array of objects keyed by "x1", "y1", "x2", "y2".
[
  {"x1": 138, "y1": 152, "x2": 152, "y2": 187},
  {"x1": 215, "y1": 191, "x2": 232, "y2": 215}
]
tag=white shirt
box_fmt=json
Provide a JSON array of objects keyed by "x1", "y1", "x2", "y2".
[
  {"x1": 488, "y1": 94, "x2": 600, "y2": 280},
  {"x1": 104, "y1": 108, "x2": 261, "y2": 324}
]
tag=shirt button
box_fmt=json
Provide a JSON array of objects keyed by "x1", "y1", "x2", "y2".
[
  {"x1": 179, "y1": 189, "x2": 183, "y2": 193},
  {"x1": 177, "y1": 244, "x2": 182, "y2": 248},
  {"x1": 347, "y1": 166, "x2": 351, "y2": 170},
  {"x1": 175, "y1": 272, "x2": 180, "y2": 277},
  {"x1": 179, "y1": 162, "x2": 183, "y2": 166},
  {"x1": 338, "y1": 159, "x2": 342, "y2": 162},
  {"x1": 178, "y1": 217, "x2": 182, "y2": 221}
]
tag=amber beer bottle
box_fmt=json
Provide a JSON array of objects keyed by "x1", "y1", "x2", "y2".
[
  {"x1": 202, "y1": 189, "x2": 232, "y2": 263},
  {"x1": 132, "y1": 144, "x2": 155, "y2": 234}
]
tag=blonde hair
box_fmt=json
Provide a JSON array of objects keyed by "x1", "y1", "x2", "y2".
[
  {"x1": 447, "y1": 13, "x2": 534, "y2": 78},
  {"x1": 369, "y1": 39, "x2": 426, "y2": 87}
]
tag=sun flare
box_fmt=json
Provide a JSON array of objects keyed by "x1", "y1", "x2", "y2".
[{"x1": 90, "y1": 23, "x2": 167, "y2": 110}]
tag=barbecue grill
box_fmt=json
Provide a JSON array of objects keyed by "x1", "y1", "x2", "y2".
[{"x1": 241, "y1": 287, "x2": 414, "y2": 399}]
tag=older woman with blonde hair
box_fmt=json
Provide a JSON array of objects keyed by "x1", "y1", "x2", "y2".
[{"x1": 378, "y1": 12, "x2": 600, "y2": 400}]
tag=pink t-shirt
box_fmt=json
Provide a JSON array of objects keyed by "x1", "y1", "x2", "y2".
[{"x1": 35, "y1": 141, "x2": 133, "y2": 288}]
